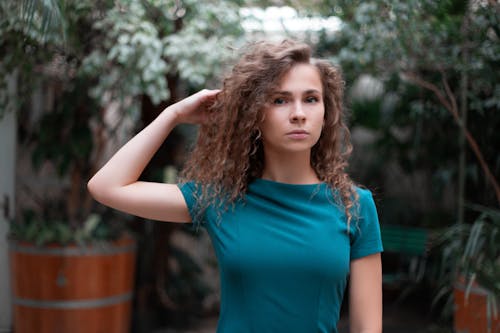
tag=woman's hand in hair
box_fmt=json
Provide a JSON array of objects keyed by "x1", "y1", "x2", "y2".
[
  {"x1": 169, "y1": 89, "x2": 220, "y2": 125},
  {"x1": 87, "y1": 90, "x2": 222, "y2": 223}
]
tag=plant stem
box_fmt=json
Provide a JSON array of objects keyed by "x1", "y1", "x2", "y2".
[
  {"x1": 458, "y1": 7, "x2": 470, "y2": 225},
  {"x1": 402, "y1": 72, "x2": 500, "y2": 206}
]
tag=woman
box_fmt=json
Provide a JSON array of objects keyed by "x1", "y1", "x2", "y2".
[{"x1": 88, "y1": 40, "x2": 383, "y2": 333}]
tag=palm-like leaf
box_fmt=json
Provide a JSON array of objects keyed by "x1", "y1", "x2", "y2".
[{"x1": 20, "y1": 0, "x2": 66, "y2": 43}]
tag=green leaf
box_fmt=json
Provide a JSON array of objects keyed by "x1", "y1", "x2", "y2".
[
  {"x1": 25, "y1": 221, "x2": 40, "y2": 242},
  {"x1": 83, "y1": 214, "x2": 101, "y2": 237},
  {"x1": 54, "y1": 222, "x2": 72, "y2": 244}
]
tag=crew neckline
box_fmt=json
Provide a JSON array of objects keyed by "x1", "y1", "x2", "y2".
[{"x1": 253, "y1": 177, "x2": 325, "y2": 187}]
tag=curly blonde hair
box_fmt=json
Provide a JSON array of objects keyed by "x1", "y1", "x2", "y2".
[{"x1": 180, "y1": 39, "x2": 358, "y2": 227}]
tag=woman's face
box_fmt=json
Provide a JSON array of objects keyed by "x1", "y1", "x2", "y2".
[{"x1": 260, "y1": 63, "x2": 325, "y2": 156}]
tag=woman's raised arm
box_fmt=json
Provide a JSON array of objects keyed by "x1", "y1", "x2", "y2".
[{"x1": 87, "y1": 89, "x2": 220, "y2": 223}]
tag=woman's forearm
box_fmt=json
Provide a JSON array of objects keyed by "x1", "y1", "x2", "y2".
[
  {"x1": 88, "y1": 106, "x2": 179, "y2": 196},
  {"x1": 87, "y1": 89, "x2": 219, "y2": 212}
]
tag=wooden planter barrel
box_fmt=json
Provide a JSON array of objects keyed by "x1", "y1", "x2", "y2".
[
  {"x1": 454, "y1": 278, "x2": 500, "y2": 333},
  {"x1": 9, "y1": 236, "x2": 136, "y2": 333}
]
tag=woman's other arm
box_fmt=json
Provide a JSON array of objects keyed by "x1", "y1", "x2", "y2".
[
  {"x1": 87, "y1": 89, "x2": 219, "y2": 223},
  {"x1": 349, "y1": 253, "x2": 383, "y2": 333}
]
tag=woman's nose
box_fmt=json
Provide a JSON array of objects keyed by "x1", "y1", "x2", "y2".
[{"x1": 290, "y1": 102, "x2": 306, "y2": 122}]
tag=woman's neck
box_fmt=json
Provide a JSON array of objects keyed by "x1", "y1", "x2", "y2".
[{"x1": 261, "y1": 150, "x2": 319, "y2": 184}]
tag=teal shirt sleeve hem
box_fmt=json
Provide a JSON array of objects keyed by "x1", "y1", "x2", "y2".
[
  {"x1": 350, "y1": 187, "x2": 384, "y2": 260},
  {"x1": 350, "y1": 244, "x2": 384, "y2": 260},
  {"x1": 177, "y1": 182, "x2": 204, "y2": 230}
]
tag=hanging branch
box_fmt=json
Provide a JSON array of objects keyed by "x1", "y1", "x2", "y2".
[{"x1": 402, "y1": 71, "x2": 500, "y2": 205}]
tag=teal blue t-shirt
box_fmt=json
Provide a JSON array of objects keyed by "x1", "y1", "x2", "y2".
[{"x1": 178, "y1": 178, "x2": 383, "y2": 333}]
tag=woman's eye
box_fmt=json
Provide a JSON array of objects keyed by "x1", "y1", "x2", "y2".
[
  {"x1": 305, "y1": 96, "x2": 319, "y2": 103},
  {"x1": 273, "y1": 98, "x2": 286, "y2": 105}
]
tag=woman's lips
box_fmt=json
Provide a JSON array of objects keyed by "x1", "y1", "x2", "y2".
[{"x1": 286, "y1": 130, "x2": 309, "y2": 139}]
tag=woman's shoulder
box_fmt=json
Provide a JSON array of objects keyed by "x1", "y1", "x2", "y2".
[
  {"x1": 351, "y1": 185, "x2": 378, "y2": 215},
  {"x1": 353, "y1": 185, "x2": 375, "y2": 200}
]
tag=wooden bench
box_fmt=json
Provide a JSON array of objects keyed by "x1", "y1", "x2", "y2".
[{"x1": 381, "y1": 224, "x2": 429, "y2": 286}]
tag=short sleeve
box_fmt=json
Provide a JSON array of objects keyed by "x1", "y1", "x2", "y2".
[
  {"x1": 349, "y1": 188, "x2": 384, "y2": 260},
  {"x1": 177, "y1": 182, "x2": 205, "y2": 230}
]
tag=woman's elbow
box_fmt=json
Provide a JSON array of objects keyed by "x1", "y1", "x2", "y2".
[{"x1": 87, "y1": 176, "x2": 106, "y2": 203}]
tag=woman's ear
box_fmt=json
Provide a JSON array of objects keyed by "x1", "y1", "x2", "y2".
[{"x1": 258, "y1": 111, "x2": 266, "y2": 123}]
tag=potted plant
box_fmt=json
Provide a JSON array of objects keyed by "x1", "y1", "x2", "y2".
[
  {"x1": 1, "y1": 2, "x2": 137, "y2": 332},
  {"x1": 9, "y1": 216, "x2": 137, "y2": 333},
  {"x1": 2, "y1": 1, "x2": 245, "y2": 331},
  {"x1": 434, "y1": 205, "x2": 500, "y2": 333},
  {"x1": 7, "y1": 77, "x2": 137, "y2": 333}
]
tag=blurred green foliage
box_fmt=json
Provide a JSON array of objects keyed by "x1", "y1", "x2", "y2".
[
  {"x1": 0, "y1": 0, "x2": 244, "y2": 243},
  {"x1": 432, "y1": 205, "x2": 500, "y2": 320},
  {"x1": 314, "y1": 0, "x2": 499, "y2": 219}
]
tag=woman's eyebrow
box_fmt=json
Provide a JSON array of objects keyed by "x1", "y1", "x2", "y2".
[
  {"x1": 272, "y1": 91, "x2": 292, "y2": 96},
  {"x1": 303, "y1": 89, "x2": 322, "y2": 95},
  {"x1": 272, "y1": 89, "x2": 322, "y2": 95}
]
